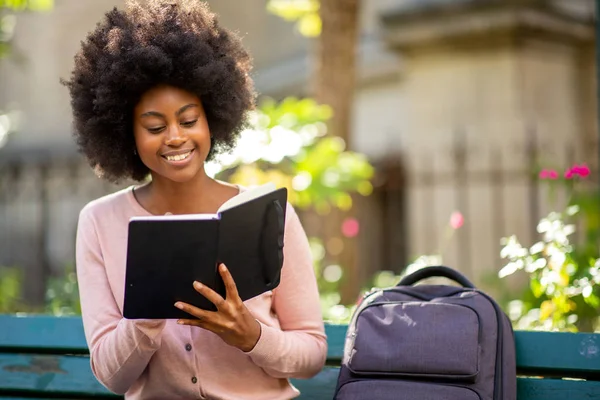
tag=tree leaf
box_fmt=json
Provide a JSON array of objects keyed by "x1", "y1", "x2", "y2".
[{"x1": 530, "y1": 278, "x2": 544, "y2": 298}]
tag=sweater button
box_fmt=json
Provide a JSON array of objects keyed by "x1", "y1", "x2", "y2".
[
  {"x1": 185, "y1": 343, "x2": 192, "y2": 351},
  {"x1": 191, "y1": 376, "x2": 197, "y2": 384}
]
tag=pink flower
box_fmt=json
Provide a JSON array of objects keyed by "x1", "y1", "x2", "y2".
[
  {"x1": 539, "y1": 169, "x2": 558, "y2": 180},
  {"x1": 450, "y1": 211, "x2": 464, "y2": 230},
  {"x1": 564, "y1": 163, "x2": 590, "y2": 179},
  {"x1": 341, "y1": 218, "x2": 360, "y2": 238},
  {"x1": 573, "y1": 164, "x2": 590, "y2": 177}
]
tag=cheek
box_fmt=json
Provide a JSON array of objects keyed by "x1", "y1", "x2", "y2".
[
  {"x1": 132, "y1": 126, "x2": 145, "y2": 149},
  {"x1": 196, "y1": 120, "x2": 211, "y2": 140},
  {"x1": 193, "y1": 122, "x2": 212, "y2": 148},
  {"x1": 133, "y1": 129, "x2": 161, "y2": 156}
]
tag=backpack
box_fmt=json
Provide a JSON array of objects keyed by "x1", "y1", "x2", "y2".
[{"x1": 333, "y1": 265, "x2": 516, "y2": 400}]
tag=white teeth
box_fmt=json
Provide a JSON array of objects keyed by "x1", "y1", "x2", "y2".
[{"x1": 165, "y1": 151, "x2": 192, "y2": 162}]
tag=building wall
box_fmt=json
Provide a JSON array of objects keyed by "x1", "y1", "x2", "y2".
[
  {"x1": 394, "y1": 30, "x2": 596, "y2": 284},
  {"x1": 0, "y1": 1, "x2": 123, "y2": 147}
]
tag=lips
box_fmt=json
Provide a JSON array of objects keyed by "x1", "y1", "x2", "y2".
[{"x1": 161, "y1": 148, "x2": 195, "y2": 162}]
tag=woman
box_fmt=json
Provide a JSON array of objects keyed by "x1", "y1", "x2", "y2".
[{"x1": 63, "y1": 1, "x2": 327, "y2": 399}]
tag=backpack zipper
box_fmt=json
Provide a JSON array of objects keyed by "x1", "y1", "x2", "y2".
[{"x1": 475, "y1": 290, "x2": 508, "y2": 400}]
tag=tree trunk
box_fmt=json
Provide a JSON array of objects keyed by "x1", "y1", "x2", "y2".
[
  {"x1": 313, "y1": 0, "x2": 360, "y2": 144},
  {"x1": 313, "y1": 0, "x2": 361, "y2": 304}
]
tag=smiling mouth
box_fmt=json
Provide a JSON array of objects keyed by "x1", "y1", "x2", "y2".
[{"x1": 161, "y1": 149, "x2": 194, "y2": 162}]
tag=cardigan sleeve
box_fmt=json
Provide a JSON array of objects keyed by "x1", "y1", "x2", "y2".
[
  {"x1": 75, "y1": 205, "x2": 167, "y2": 394},
  {"x1": 244, "y1": 203, "x2": 328, "y2": 378}
]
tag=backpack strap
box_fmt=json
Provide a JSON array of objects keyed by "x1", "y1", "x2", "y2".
[{"x1": 398, "y1": 265, "x2": 476, "y2": 288}]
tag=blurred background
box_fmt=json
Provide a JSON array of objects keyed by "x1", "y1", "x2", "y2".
[{"x1": 0, "y1": 0, "x2": 598, "y2": 332}]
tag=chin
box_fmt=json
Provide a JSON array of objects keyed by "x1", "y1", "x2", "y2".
[
  {"x1": 163, "y1": 169, "x2": 205, "y2": 184},
  {"x1": 147, "y1": 164, "x2": 206, "y2": 185}
]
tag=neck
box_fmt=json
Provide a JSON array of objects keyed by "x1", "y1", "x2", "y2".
[{"x1": 144, "y1": 169, "x2": 218, "y2": 215}]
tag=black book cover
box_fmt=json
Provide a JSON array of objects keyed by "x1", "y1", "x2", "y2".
[{"x1": 123, "y1": 184, "x2": 287, "y2": 319}]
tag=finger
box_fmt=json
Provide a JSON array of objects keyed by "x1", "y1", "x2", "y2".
[
  {"x1": 177, "y1": 318, "x2": 204, "y2": 327},
  {"x1": 174, "y1": 301, "x2": 214, "y2": 320},
  {"x1": 218, "y1": 263, "x2": 240, "y2": 302},
  {"x1": 177, "y1": 317, "x2": 203, "y2": 326},
  {"x1": 192, "y1": 281, "x2": 226, "y2": 310}
]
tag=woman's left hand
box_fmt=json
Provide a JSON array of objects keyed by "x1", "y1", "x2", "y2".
[{"x1": 174, "y1": 263, "x2": 261, "y2": 352}]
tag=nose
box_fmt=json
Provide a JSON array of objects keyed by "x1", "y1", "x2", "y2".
[{"x1": 164, "y1": 124, "x2": 187, "y2": 147}]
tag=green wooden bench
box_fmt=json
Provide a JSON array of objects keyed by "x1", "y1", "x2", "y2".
[{"x1": 0, "y1": 315, "x2": 599, "y2": 399}]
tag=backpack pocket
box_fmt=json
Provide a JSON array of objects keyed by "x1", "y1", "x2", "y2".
[
  {"x1": 347, "y1": 302, "x2": 480, "y2": 381},
  {"x1": 335, "y1": 379, "x2": 482, "y2": 400}
]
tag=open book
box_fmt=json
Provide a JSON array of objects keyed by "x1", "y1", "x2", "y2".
[{"x1": 123, "y1": 183, "x2": 287, "y2": 319}]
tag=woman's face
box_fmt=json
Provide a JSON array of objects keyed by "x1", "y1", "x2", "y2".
[{"x1": 133, "y1": 84, "x2": 211, "y2": 184}]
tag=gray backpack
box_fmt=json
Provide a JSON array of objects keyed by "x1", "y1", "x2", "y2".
[{"x1": 333, "y1": 266, "x2": 516, "y2": 400}]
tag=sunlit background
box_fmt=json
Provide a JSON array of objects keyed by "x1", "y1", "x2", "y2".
[{"x1": 1, "y1": 0, "x2": 599, "y2": 332}]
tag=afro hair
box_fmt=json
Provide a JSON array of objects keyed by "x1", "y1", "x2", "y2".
[{"x1": 62, "y1": 0, "x2": 256, "y2": 182}]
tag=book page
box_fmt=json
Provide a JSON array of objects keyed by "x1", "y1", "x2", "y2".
[
  {"x1": 130, "y1": 213, "x2": 219, "y2": 222},
  {"x1": 217, "y1": 182, "x2": 276, "y2": 212}
]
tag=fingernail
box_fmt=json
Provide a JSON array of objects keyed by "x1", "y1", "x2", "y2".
[
  {"x1": 175, "y1": 302, "x2": 183, "y2": 309},
  {"x1": 219, "y1": 264, "x2": 226, "y2": 272},
  {"x1": 177, "y1": 320, "x2": 184, "y2": 325},
  {"x1": 194, "y1": 281, "x2": 202, "y2": 289}
]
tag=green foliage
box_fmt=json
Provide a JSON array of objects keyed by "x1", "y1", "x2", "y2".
[
  {"x1": 0, "y1": 0, "x2": 54, "y2": 12},
  {"x1": 259, "y1": 96, "x2": 332, "y2": 128},
  {"x1": 266, "y1": 0, "x2": 321, "y2": 37},
  {"x1": 499, "y1": 207, "x2": 599, "y2": 332},
  {"x1": 0, "y1": 266, "x2": 24, "y2": 313},
  {"x1": 0, "y1": 265, "x2": 81, "y2": 315},
  {"x1": 1, "y1": 0, "x2": 53, "y2": 12},
  {"x1": 499, "y1": 166, "x2": 600, "y2": 332},
  {"x1": 45, "y1": 264, "x2": 81, "y2": 316},
  {"x1": 208, "y1": 96, "x2": 374, "y2": 213}
]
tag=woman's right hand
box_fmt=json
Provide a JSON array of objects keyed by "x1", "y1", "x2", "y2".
[{"x1": 174, "y1": 263, "x2": 261, "y2": 352}]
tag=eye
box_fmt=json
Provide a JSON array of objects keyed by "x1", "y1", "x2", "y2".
[
  {"x1": 147, "y1": 126, "x2": 165, "y2": 134},
  {"x1": 181, "y1": 119, "x2": 198, "y2": 128}
]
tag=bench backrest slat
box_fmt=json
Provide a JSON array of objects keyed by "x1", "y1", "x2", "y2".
[
  {"x1": 515, "y1": 331, "x2": 600, "y2": 378},
  {"x1": 324, "y1": 324, "x2": 600, "y2": 378},
  {"x1": 0, "y1": 316, "x2": 88, "y2": 354},
  {"x1": 2, "y1": 317, "x2": 599, "y2": 377},
  {"x1": 324, "y1": 324, "x2": 345, "y2": 362}
]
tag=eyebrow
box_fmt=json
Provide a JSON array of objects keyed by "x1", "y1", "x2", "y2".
[{"x1": 140, "y1": 104, "x2": 199, "y2": 119}]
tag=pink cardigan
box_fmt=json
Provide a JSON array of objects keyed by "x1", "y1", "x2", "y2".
[{"x1": 75, "y1": 186, "x2": 327, "y2": 399}]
